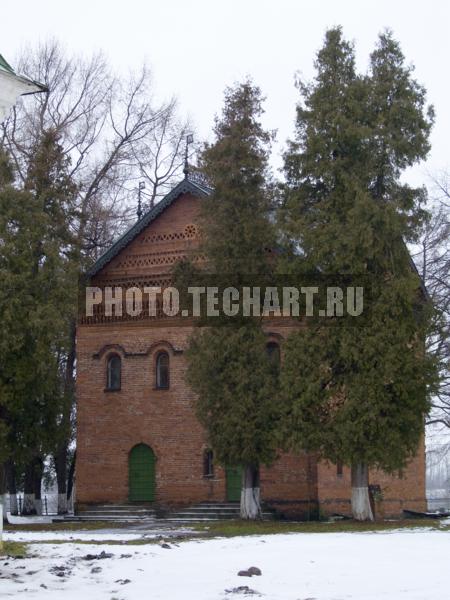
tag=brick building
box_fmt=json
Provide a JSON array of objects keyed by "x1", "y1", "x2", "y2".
[{"x1": 75, "y1": 175, "x2": 426, "y2": 518}]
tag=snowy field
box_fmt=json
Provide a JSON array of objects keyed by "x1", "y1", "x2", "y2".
[{"x1": 2, "y1": 527, "x2": 450, "y2": 599}]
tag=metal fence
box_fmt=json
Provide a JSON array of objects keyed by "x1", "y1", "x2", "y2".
[
  {"x1": 427, "y1": 497, "x2": 450, "y2": 513},
  {"x1": 5, "y1": 492, "x2": 74, "y2": 516}
]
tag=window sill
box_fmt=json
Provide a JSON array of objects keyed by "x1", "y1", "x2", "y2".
[
  {"x1": 104, "y1": 388, "x2": 121, "y2": 393},
  {"x1": 153, "y1": 386, "x2": 170, "y2": 391}
]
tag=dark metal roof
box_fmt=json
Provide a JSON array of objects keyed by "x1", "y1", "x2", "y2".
[
  {"x1": 87, "y1": 176, "x2": 212, "y2": 277},
  {"x1": 0, "y1": 53, "x2": 14, "y2": 74}
]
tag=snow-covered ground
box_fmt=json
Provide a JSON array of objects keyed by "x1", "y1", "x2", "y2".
[{"x1": 2, "y1": 527, "x2": 450, "y2": 599}]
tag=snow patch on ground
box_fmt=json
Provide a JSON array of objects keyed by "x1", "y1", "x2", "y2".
[
  {"x1": 3, "y1": 530, "x2": 144, "y2": 542},
  {"x1": 1, "y1": 529, "x2": 450, "y2": 599},
  {"x1": 3, "y1": 526, "x2": 196, "y2": 543},
  {"x1": 7, "y1": 514, "x2": 53, "y2": 525}
]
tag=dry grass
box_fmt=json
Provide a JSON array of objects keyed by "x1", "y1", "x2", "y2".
[
  {"x1": 0, "y1": 540, "x2": 28, "y2": 557},
  {"x1": 192, "y1": 518, "x2": 443, "y2": 537}
]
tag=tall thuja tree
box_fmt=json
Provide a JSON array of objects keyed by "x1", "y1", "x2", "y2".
[
  {"x1": 184, "y1": 81, "x2": 279, "y2": 519},
  {"x1": 0, "y1": 149, "x2": 18, "y2": 521},
  {"x1": 0, "y1": 149, "x2": 37, "y2": 518},
  {"x1": 0, "y1": 133, "x2": 77, "y2": 514},
  {"x1": 280, "y1": 28, "x2": 437, "y2": 520},
  {"x1": 24, "y1": 130, "x2": 78, "y2": 514},
  {"x1": 186, "y1": 326, "x2": 279, "y2": 519}
]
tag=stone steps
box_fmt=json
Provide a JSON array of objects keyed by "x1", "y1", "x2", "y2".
[
  {"x1": 61, "y1": 514, "x2": 157, "y2": 523},
  {"x1": 68, "y1": 501, "x2": 275, "y2": 523},
  {"x1": 167, "y1": 502, "x2": 275, "y2": 522},
  {"x1": 72, "y1": 503, "x2": 157, "y2": 523}
]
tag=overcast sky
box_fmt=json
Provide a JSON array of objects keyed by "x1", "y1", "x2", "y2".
[{"x1": 2, "y1": 0, "x2": 449, "y2": 188}]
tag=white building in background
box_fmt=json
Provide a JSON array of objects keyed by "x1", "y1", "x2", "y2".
[
  {"x1": 426, "y1": 424, "x2": 450, "y2": 511},
  {"x1": 0, "y1": 53, "x2": 46, "y2": 123}
]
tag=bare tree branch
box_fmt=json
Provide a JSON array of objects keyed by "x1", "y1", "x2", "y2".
[{"x1": 1, "y1": 41, "x2": 191, "y2": 259}]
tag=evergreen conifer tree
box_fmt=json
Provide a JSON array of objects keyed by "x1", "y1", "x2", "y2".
[
  {"x1": 280, "y1": 28, "x2": 438, "y2": 520},
  {"x1": 0, "y1": 133, "x2": 77, "y2": 514},
  {"x1": 184, "y1": 81, "x2": 278, "y2": 518}
]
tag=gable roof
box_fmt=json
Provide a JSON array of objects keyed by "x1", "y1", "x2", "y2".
[{"x1": 87, "y1": 176, "x2": 212, "y2": 277}]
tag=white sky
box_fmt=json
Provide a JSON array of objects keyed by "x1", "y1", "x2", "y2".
[{"x1": 2, "y1": 0, "x2": 449, "y2": 188}]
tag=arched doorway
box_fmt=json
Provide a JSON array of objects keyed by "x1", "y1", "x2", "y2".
[{"x1": 129, "y1": 444, "x2": 156, "y2": 502}]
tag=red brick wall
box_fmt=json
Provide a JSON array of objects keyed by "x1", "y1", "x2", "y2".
[
  {"x1": 94, "y1": 193, "x2": 202, "y2": 287},
  {"x1": 76, "y1": 321, "x2": 314, "y2": 509},
  {"x1": 77, "y1": 193, "x2": 311, "y2": 509},
  {"x1": 77, "y1": 322, "x2": 219, "y2": 505},
  {"x1": 261, "y1": 451, "x2": 318, "y2": 519},
  {"x1": 316, "y1": 437, "x2": 426, "y2": 518},
  {"x1": 76, "y1": 191, "x2": 427, "y2": 517}
]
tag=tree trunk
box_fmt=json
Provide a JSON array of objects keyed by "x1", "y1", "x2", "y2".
[
  {"x1": 22, "y1": 460, "x2": 37, "y2": 515},
  {"x1": 240, "y1": 464, "x2": 261, "y2": 520},
  {"x1": 67, "y1": 450, "x2": 76, "y2": 507},
  {"x1": 55, "y1": 445, "x2": 68, "y2": 514},
  {"x1": 5, "y1": 459, "x2": 18, "y2": 515},
  {"x1": 0, "y1": 463, "x2": 7, "y2": 524},
  {"x1": 351, "y1": 462, "x2": 374, "y2": 521},
  {"x1": 57, "y1": 494, "x2": 67, "y2": 515},
  {"x1": 33, "y1": 458, "x2": 43, "y2": 516},
  {"x1": 55, "y1": 318, "x2": 76, "y2": 515}
]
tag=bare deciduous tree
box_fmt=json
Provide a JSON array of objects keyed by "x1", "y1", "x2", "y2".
[
  {"x1": 2, "y1": 41, "x2": 190, "y2": 258},
  {"x1": 413, "y1": 173, "x2": 450, "y2": 429}
]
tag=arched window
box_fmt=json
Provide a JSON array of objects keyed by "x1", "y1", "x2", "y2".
[
  {"x1": 156, "y1": 351, "x2": 169, "y2": 389},
  {"x1": 203, "y1": 449, "x2": 214, "y2": 478},
  {"x1": 106, "y1": 354, "x2": 121, "y2": 390},
  {"x1": 266, "y1": 342, "x2": 280, "y2": 369}
]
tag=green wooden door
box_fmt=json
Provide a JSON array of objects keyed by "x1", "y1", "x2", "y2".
[
  {"x1": 129, "y1": 444, "x2": 156, "y2": 502},
  {"x1": 226, "y1": 465, "x2": 242, "y2": 502}
]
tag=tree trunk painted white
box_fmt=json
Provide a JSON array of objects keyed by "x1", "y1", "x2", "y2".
[
  {"x1": 351, "y1": 462, "x2": 374, "y2": 521},
  {"x1": 57, "y1": 493, "x2": 68, "y2": 515},
  {"x1": 22, "y1": 493, "x2": 36, "y2": 516},
  {"x1": 8, "y1": 494, "x2": 18, "y2": 516},
  {"x1": 67, "y1": 451, "x2": 76, "y2": 511},
  {"x1": 0, "y1": 502, "x2": 3, "y2": 552},
  {"x1": 0, "y1": 465, "x2": 6, "y2": 524},
  {"x1": 55, "y1": 444, "x2": 68, "y2": 514},
  {"x1": 0, "y1": 494, "x2": 6, "y2": 524},
  {"x1": 240, "y1": 464, "x2": 262, "y2": 520},
  {"x1": 34, "y1": 498, "x2": 43, "y2": 516},
  {"x1": 6, "y1": 460, "x2": 18, "y2": 515}
]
